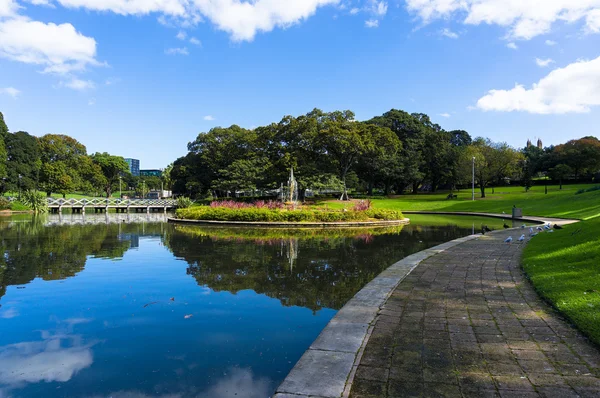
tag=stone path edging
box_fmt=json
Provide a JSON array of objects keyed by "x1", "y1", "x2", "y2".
[
  {"x1": 168, "y1": 218, "x2": 410, "y2": 228},
  {"x1": 273, "y1": 233, "x2": 482, "y2": 398}
]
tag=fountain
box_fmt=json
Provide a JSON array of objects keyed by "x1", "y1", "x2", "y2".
[{"x1": 282, "y1": 168, "x2": 299, "y2": 207}]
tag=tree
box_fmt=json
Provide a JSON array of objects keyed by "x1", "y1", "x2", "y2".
[
  {"x1": 549, "y1": 164, "x2": 573, "y2": 190},
  {"x1": 91, "y1": 153, "x2": 129, "y2": 198},
  {"x1": 554, "y1": 137, "x2": 600, "y2": 180},
  {"x1": 0, "y1": 112, "x2": 9, "y2": 188},
  {"x1": 38, "y1": 134, "x2": 87, "y2": 197},
  {"x1": 318, "y1": 110, "x2": 365, "y2": 200},
  {"x1": 356, "y1": 124, "x2": 401, "y2": 195},
  {"x1": 212, "y1": 156, "x2": 272, "y2": 194},
  {"x1": 4, "y1": 131, "x2": 41, "y2": 194},
  {"x1": 462, "y1": 138, "x2": 521, "y2": 198}
]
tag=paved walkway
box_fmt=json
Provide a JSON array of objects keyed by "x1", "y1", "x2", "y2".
[{"x1": 349, "y1": 229, "x2": 600, "y2": 398}]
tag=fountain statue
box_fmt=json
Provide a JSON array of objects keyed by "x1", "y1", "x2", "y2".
[{"x1": 283, "y1": 168, "x2": 299, "y2": 207}]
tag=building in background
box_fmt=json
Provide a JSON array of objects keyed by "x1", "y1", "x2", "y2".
[
  {"x1": 125, "y1": 158, "x2": 140, "y2": 176},
  {"x1": 140, "y1": 169, "x2": 162, "y2": 177}
]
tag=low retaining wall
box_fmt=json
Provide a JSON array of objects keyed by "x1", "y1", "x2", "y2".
[{"x1": 167, "y1": 218, "x2": 410, "y2": 228}]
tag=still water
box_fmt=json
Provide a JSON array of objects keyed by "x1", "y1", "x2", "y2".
[{"x1": 0, "y1": 213, "x2": 509, "y2": 397}]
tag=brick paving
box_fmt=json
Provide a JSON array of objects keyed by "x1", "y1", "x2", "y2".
[{"x1": 349, "y1": 230, "x2": 600, "y2": 398}]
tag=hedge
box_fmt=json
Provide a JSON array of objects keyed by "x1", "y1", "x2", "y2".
[{"x1": 175, "y1": 207, "x2": 403, "y2": 222}]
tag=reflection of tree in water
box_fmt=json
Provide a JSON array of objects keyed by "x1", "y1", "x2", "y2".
[
  {"x1": 0, "y1": 219, "x2": 167, "y2": 301},
  {"x1": 165, "y1": 224, "x2": 473, "y2": 312}
]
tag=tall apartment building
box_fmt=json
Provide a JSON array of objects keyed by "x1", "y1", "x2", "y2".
[{"x1": 125, "y1": 158, "x2": 140, "y2": 176}]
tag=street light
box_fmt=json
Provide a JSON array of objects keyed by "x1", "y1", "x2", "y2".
[
  {"x1": 18, "y1": 174, "x2": 22, "y2": 200},
  {"x1": 119, "y1": 176, "x2": 122, "y2": 199},
  {"x1": 472, "y1": 157, "x2": 475, "y2": 201}
]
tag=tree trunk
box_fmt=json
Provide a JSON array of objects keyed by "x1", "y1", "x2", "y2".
[
  {"x1": 559, "y1": 179, "x2": 563, "y2": 190},
  {"x1": 480, "y1": 185, "x2": 486, "y2": 198},
  {"x1": 367, "y1": 181, "x2": 374, "y2": 196},
  {"x1": 412, "y1": 182, "x2": 419, "y2": 194},
  {"x1": 46, "y1": 191, "x2": 51, "y2": 197}
]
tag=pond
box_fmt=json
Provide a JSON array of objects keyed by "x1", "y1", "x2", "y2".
[{"x1": 0, "y1": 213, "x2": 512, "y2": 397}]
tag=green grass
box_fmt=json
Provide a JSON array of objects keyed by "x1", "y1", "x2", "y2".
[
  {"x1": 522, "y1": 221, "x2": 600, "y2": 345},
  {"x1": 324, "y1": 184, "x2": 600, "y2": 220}
]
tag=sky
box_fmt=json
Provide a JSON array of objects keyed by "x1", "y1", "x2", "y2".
[{"x1": 1, "y1": 0, "x2": 599, "y2": 169}]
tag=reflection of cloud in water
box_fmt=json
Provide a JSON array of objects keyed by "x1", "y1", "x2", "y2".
[
  {"x1": 92, "y1": 368, "x2": 272, "y2": 398},
  {"x1": 0, "y1": 318, "x2": 95, "y2": 390},
  {"x1": 0, "y1": 308, "x2": 18, "y2": 319},
  {"x1": 197, "y1": 368, "x2": 272, "y2": 398}
]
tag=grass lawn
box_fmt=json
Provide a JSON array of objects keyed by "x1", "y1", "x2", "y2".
[
  {"x1": 522, "y1": 221, "x2": 600, "y2": 345},
  {"x1": 326, "y1": 184, "x2": 600, "y2": 345},
  {"x1": 324, "y1": 184, "x2": 600, "y2": 220}
]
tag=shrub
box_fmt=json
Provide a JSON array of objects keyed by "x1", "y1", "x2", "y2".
[
  {"x1": 0, "y1": 197, "x2": 10, "y2": 210},
  {"x1": 176, "y1": 196, "x2": 193, "y2": 209},
  {"x1": 175, "y1": 206, "x2": 403, "y2": 223},
  {"x1": 21, "y1": 190, "x2": 48, "y2": 214},
  {"x1": 575, "y1": 186, "x2": 600, "y2": 195}
]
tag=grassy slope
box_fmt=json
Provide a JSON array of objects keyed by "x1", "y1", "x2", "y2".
[
  {"x1": 522, "y1": 221, "x2": 600, "y2": 345},
  {"x1": 325, "y1": 184, "x2": 600, "y2": 220},
  {"x1": 328, "y1": 185, "x2": 600, "y2": 344}
]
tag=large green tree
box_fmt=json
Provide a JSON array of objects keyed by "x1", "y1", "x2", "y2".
[
  {"x1": 4, "y1": 131, "x2": 41, "y2": 194},
  {"x1": 91, "y1": 152, "x2": 129, "y2": 198},
  {"x1": 38, "y1": 134, "x2": 87, "y2": 197}
]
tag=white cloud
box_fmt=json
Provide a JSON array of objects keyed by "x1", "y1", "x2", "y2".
[
  {"x1": 365, "y1": 18, "x2": 378, "y2": 27},
  {"x1": 23, "y1": 0, "x2": 55, "y2": 7},
  {"x1": 476, "y1": 56, "x2": 600, "y2": 114},
  {"x1": 506, "y1": 42, "x2": 518, "y2": 49},
  {"x1": 439, "y1": 112, "x2": 451, "y2": 117},
  {"x1": 405, "y1": 0, "x2": 600, "y2": 40},
  {"x1": 189, "y1": 36, "x2": 201, "y2": 46},
  {"x1": 165, "y1": 47, "x2": 188, "y2": 55},
  {"x1": 0, "y1": 86, "x2": 19, "y2": 97},
  {"x1": 203, "y1": 115, "x2": 215, "y2": 121},
  {"x1": 191, "y1": 0, "x2": 339, "y2": 41},
  {"x1": 57, "y1": 0, "x2": 187, "y2": 17},
  {"x1": 440, "y1": 28, "x2": 458, "y2": 38},
  {"x1": 0, "y1": 17, "x2": 100, "y2": 74},
  {"x1": 0, "y1": 0, "x2": 19, "y2": 16},
  {"x1": 88, "y1": 97, "x2": 96, "y2": 105},
  {"x1": 545, "y1": 39, "x2": 557, "y2": 45},
  {"x1": 586, "y1": 8, "x2": 600, "y2": 32},
  {"x1": 535, "y1": 57, "x2": 555, "y2": 67},
  {"x1": 349, "y1": 7, "x2": 359, "y2": 15},
  {"x1": 369, "y1": 0, "x2": 387, "y2": 17},
  {"x1": 105, "y1": 77, "x2": 119, "y2": 85},
  {"x1": 63, "y1": 78, "x2": 95, "y2": 90},
  {"x1": 175, "y1": 30, "x2": 186, "y2": 40},
  {"x1": 0, "y1": 307, "x2": 19, "y2": 317}
]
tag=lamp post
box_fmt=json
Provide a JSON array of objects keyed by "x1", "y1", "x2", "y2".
[
  {"x1": 119, "y1": 176, "x2": 122, "y2": 199},
  {"x1": 472, "y1": 157, "x2": 475, "y2": 201},
  {"x1": 142, "y1": 180, "x2": 145, "y2": 199},
  {"x1": 18, "y1": 174, "x2": 22, "y2": 200}
]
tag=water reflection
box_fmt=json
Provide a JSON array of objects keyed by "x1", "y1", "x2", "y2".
[{"x1": 0, "y1": 318, "x2": 95, "y2": 393}]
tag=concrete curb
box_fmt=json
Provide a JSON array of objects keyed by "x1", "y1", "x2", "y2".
[
  {"x1": 167, "y1": 218, "x2": 410, "y2": 228},
  {"x1": 273, "y1": 233, "x2": 482, "y2": 398}
]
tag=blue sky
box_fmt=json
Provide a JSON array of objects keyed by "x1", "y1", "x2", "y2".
[{"x1": 1, "y1": 0, "x2": 599, "y2": 168}]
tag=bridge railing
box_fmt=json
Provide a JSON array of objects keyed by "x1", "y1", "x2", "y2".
[{"x1": 46, "y1": 198, "x2": 178, "y2": 207}]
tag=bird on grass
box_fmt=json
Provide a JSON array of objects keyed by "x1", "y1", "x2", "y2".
[
  {"x1": 503, "y1": 223, "x2": 510, "y2": 229},
  {"x1": 518, "y1": 234, "x2": 525, "y2": 242},
  {"x1": 554, "y1": 224, "x2": 563, "y2": 230},
  {"x1": 529, "y1": 227, "x2": 534, "y2": 234},
  {"x1": 536, "y1": 226, "x2": 544, "y2": 231},
  {"x1": 521, "y1": 224, "x2": 526, "y2": 229},
  {"x1": 483, "y1": 225, "x2": 492, "y2": 232},
  {"x1": 544, "y1": 224, "x2": 551, "y2": 230},
  {"x1": 504, "y1": 236, "x2": 513, "y2": 243}
]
